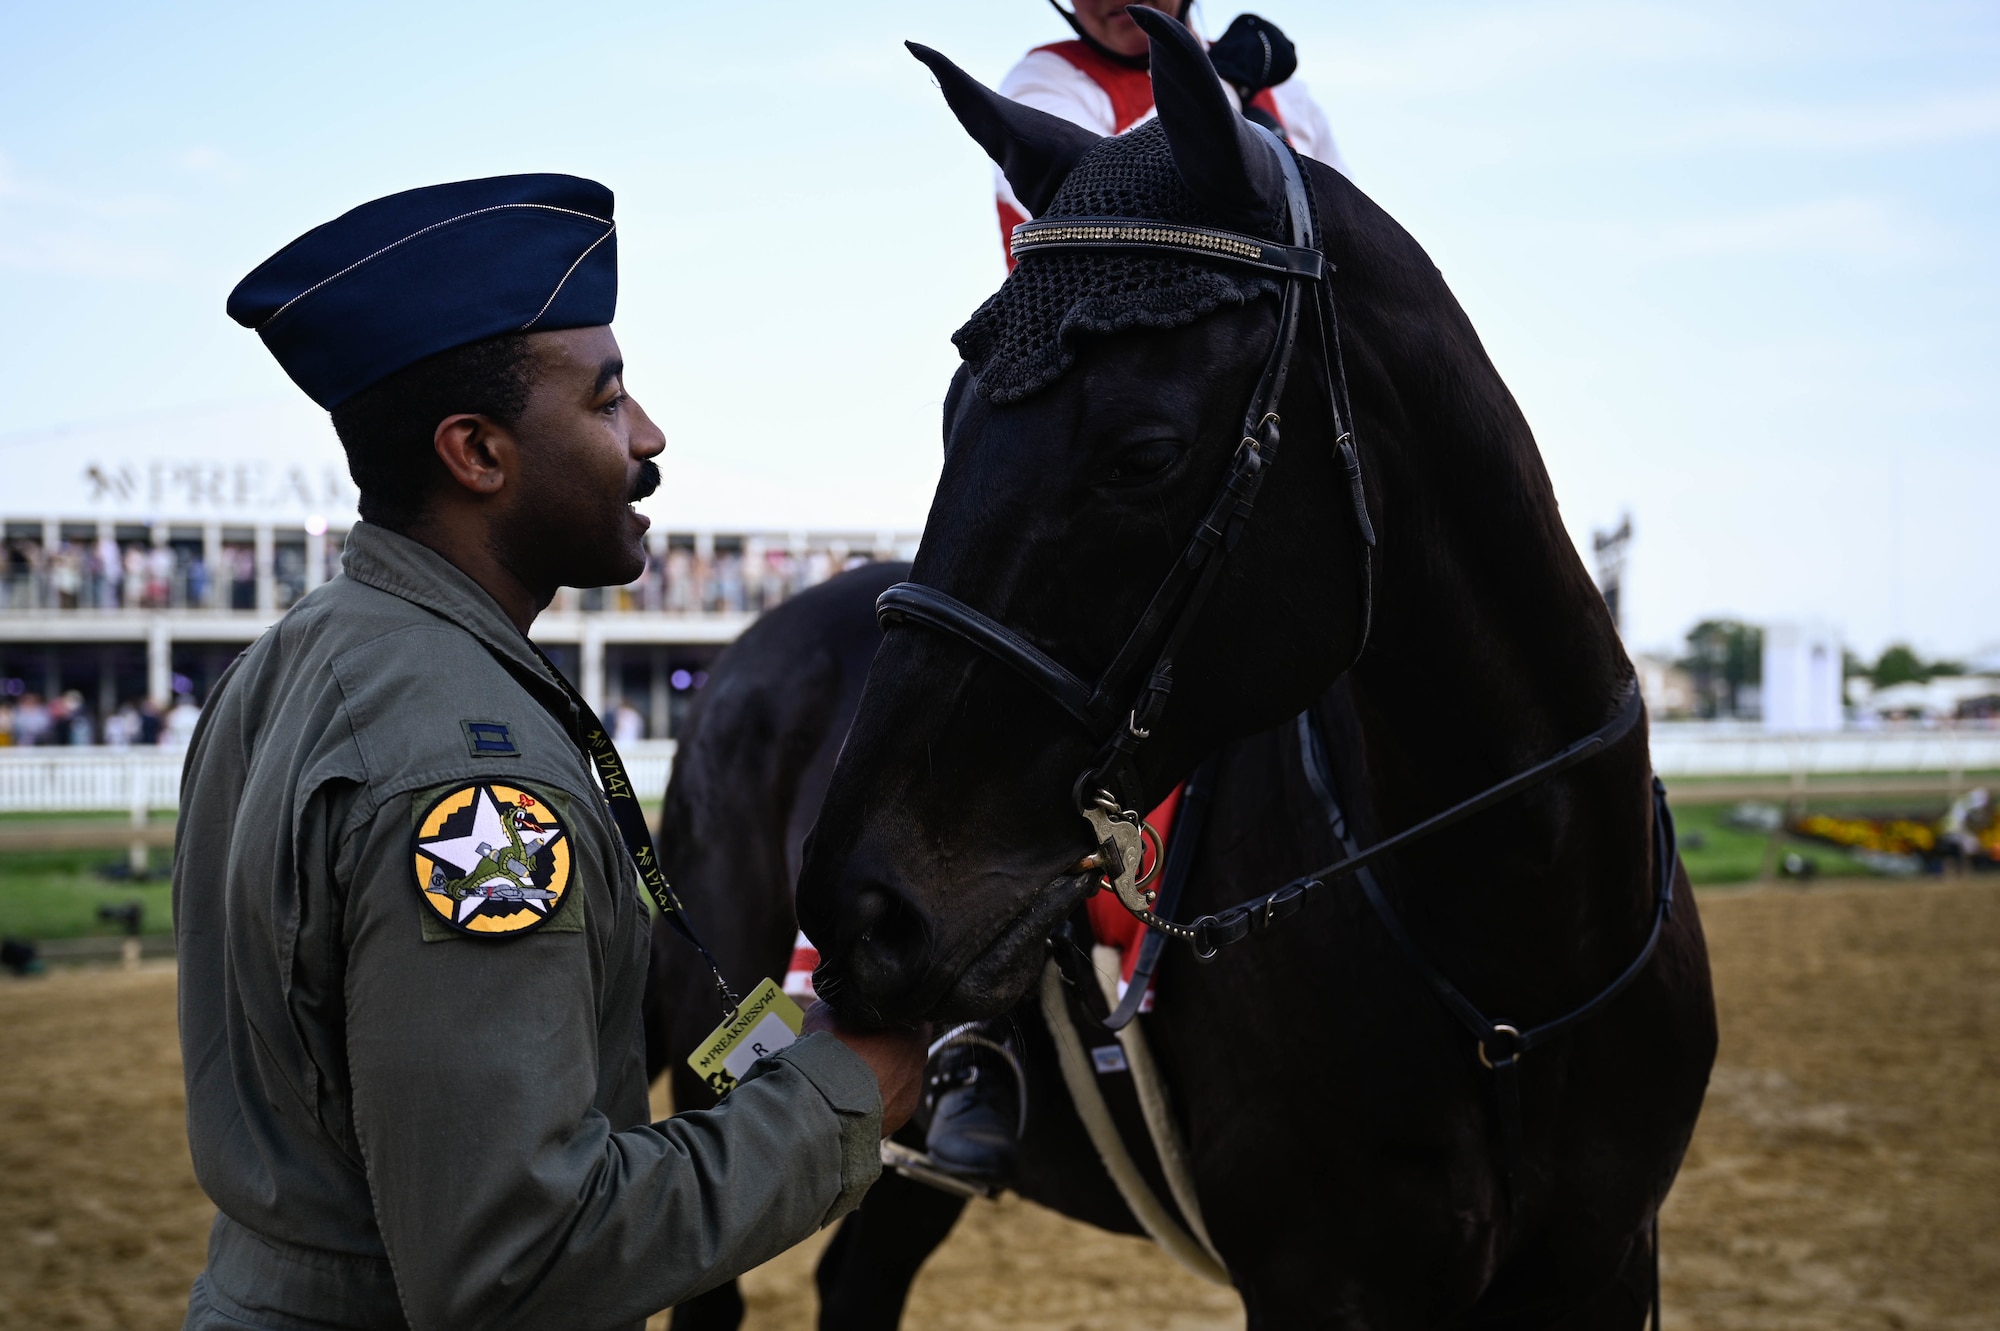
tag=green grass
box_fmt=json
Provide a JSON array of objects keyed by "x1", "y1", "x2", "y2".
[
  {"x1": 1668, "y1": 799, "x2": 1903, "y2": 886},
  {"x1": 0, "y1": 846, "x2": 173, "y2": 940},
  {"x1": 1666, "y1": 768, "x2": 2000, "y2": 792},
  {"x1": 0, "y1": 809, "x2": 177, "y2": 825},
  {"x1": 1672, "y1": 803, "x2": 1805, "y2": 885},
  {"x1": 0, "y1": 791, "x2": 1964, "y2": 936}
]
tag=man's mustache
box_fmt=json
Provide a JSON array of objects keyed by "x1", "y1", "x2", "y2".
[{"x1": 630, "y1": 459, "x2": 661, "y2": 502}]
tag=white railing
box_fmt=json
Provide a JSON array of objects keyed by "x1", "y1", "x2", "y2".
[
  {"x1": 0, "y1": 740, "x2": 679, "y2": 814},
  {"x1": 4, "y1": 727, "x2": 1996, "y2": 814},
  {"x1": 618, "y1": 740, "x2": 679, "y2": 807},
  {"x1": 0, "y1": 748, "x2": 183, "y2": 814},
  {"x1": 1649, "y1": 722, "x2": 2000, "y2": 779}
]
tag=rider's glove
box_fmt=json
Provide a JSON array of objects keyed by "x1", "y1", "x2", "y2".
[{"x1": 1207, "y1": 13, "x2": 1299, "y2": 98}]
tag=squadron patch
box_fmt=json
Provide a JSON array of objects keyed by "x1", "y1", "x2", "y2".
[{"x1": 411, "y1": 781, "x2": 572, "y2": 937}]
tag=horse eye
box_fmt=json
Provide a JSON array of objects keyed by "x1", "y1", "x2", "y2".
[{"x1": 1107, "y1": 440, "x2": 1180, "y2": 483}]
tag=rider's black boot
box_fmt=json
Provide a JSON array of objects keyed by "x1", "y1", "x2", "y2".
[{"x1": 921, "y1": 1021, "x2": 1023, "y2": 1184}]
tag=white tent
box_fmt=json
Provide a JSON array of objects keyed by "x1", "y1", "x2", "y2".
[
  {"x1": 1855, "y1": 676, "x2": 2000, "y2": 722},
  {"x1": 1762, "y1": 622, "x2": 1843, "y2": 732}
]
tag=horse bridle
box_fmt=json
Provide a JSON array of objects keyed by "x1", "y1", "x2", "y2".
[{"x1": 877, "y1": 123, "x2": 1376, "y2": 928}]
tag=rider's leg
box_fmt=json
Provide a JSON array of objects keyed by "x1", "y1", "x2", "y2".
[{"x1": 922, "y1": 1018, "x2": 1025, "y2": 1182}]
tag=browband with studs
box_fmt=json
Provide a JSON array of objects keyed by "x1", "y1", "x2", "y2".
[{"x1": 1009, "y1": 215, "x2": 1328, "y2": 280}]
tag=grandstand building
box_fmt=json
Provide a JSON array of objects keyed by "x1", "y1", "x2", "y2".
[{"x1": 0, "y1": 403, "x2": 919, "y2": 745}]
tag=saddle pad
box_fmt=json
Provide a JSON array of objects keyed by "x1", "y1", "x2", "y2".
[{"x1": 784, "y1": 931, "x2": 818, "y2": 1003}]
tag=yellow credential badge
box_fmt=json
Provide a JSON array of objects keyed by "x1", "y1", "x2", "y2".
[
  {"x1": 688, "y1": 977, "x2": 804, "y2": 1096},
  {"x1": 411, "y1": 781, "x2": 572, "y2": 937}
]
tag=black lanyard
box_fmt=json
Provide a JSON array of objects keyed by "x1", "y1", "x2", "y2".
[{"x1": 482, "y1": 633, "x2": 740, "y2": 1017}]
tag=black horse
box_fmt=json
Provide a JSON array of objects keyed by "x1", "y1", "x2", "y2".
[
  {"x1": 791, "y1": 13, "x2": 1716, "y2": 1328},
  {"x1": 653, "y1": 13, "x2": 1716, "y2": 1327}
]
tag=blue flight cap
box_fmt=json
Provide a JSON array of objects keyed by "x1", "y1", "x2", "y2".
[{"x1": 227, "y1": 173, "x2": 617, "y2": 410}]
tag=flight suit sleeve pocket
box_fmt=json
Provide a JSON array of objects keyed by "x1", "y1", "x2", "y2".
[{"x1": 407, "y1": 778, "x2": 585, "y2": 939}]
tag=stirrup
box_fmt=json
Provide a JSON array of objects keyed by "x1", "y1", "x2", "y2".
[
  {"x1": 924, "y1": 1020, "x2": 1029, "y2": 1130},
  {"x1": 887, "y1": 1022, "x2": 1028, "y2": 1198},
  {"x1": 879, "y1": 1139, "x2": 1001, "y2": 1199}
]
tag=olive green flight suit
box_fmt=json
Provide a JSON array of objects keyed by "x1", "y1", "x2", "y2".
[{"x1": 173, "y1": 522, "x2": 880, "y2": 1331}]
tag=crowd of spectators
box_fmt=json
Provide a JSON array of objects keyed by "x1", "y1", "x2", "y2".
[
  {"x1": 0, "y1": 690, "x2": 202, "y2": 748},
  {"x1": 611, "y1": 543, "x2": 878, "y2": 615},
  {"x1": 0, "y1": 533, "x2": 273, "y2": 611},
  {"x1": 0, "y1": 537, "x2": 895, "y2": 749},
  {"x1": 3, "y1": 532, "x2": 886, "y2": 617}
]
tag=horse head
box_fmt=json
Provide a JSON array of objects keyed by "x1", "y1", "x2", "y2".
[{"x1": 798, "y1": 11, "x2": 1385, "y2": 1027}]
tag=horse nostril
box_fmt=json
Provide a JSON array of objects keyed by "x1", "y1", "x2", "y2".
[{"x1": 844, "y1": 883, "x2": 930, "y2": 998}]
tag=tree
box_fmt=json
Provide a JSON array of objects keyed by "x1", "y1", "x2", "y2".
[
  {"x1": 1872, "y1": 644, "x2": 1926, "y2": 688},
  {"x1": 1679, "y1": 620, "x2": 1763, "y2": 719},
  {"x1": 1871, "y1": 644, "x2": 1966, "y2": 687}
]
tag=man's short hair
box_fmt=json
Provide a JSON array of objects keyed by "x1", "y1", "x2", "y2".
[{"x1": 329, "y1": 333, "x2": 535, "y2": 532}]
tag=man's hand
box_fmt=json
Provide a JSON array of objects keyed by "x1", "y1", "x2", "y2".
[{"x1": 804, "y1": 1002, "x2": 929, "y2": 1136}]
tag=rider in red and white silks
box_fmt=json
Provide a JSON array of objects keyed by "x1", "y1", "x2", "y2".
[{"x1": 993, "y1": 3, "x2": 1347, "y2": 266}]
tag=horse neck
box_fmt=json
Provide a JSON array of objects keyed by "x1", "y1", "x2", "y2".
[{"x1": 1332, "y1": 364, "x2": 1655, "y2": 983}]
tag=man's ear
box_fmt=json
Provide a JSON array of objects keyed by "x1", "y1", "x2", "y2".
[{"x1": 433, "y1": 414, "x2": 515, "y2": 497}]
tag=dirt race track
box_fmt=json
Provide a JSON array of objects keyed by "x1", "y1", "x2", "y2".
[{"x1": 1, "y1": 879, "x2": 1994, "y2": 1330}]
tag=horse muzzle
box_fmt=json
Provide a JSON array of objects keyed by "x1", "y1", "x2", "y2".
[{"x1": 807, "y1": 858, "x2": 1099, "y2": 1028}]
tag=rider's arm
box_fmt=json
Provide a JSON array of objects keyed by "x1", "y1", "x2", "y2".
[
  {"x1": 340, "y1": 784, "x2": 882, "y2": 1331},
  {"x1": 1269, "y1": 79, "x2": 1348, "y2": 176},
  {"x1": 997, "y1": 46, "x2": 1117, "y2": 130}
]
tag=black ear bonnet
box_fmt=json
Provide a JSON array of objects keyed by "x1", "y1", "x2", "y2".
[{"x1": 952, "y1": 121, "x2": 1297, "y2": 405}]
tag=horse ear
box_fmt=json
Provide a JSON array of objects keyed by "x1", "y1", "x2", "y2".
[
  {"x1": 906, "y1": 42, "x2": 1100, "y2": 216},
  {"x1": 1126, "y1": 5, "x2": 1283, "y2": 232}
]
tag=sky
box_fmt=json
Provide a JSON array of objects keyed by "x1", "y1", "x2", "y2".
[{"x1": 0, "y1": 0, "x2": 1995, "y2": 661}]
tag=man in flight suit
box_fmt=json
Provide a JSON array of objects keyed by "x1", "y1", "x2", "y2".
[{"x1": 176, "y1": 172, "x2": 927, "y2": 1330}]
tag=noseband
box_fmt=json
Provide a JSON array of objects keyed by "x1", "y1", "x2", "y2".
[{"x1": 877, "y1": 123, "x2": 1376, "y2": 921}]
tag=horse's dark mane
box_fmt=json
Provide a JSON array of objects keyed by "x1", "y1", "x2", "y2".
[{"x1": 1302, "y1": 156, "x2": 1630, "y2": 747}]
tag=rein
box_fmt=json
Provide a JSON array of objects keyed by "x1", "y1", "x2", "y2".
[{"x1": 1175, "y1": 683, "x2": 1646, "y2": 959}]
